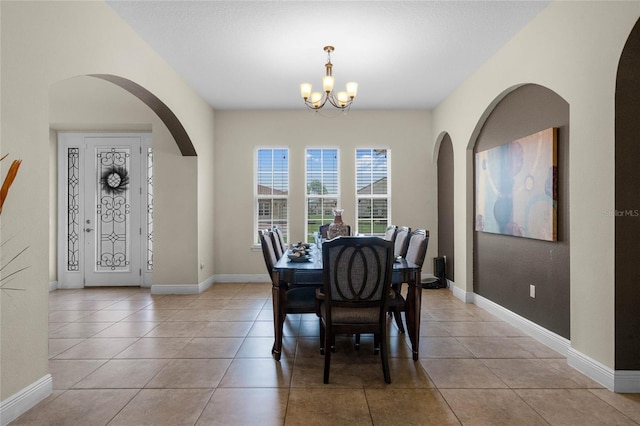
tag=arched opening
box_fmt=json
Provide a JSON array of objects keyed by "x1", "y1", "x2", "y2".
[
  {"x1": 615, "y1": 17, "x2": 640, "y2": 370},
  {"x1": 49, "y1": 75, "x2": 200, "y2": 289},
  {"x1": 90, "y1": 74, "x2": 197, "y2": 157},
  {"x1": 437, "y1": 133, "x2": 454, "y2": 283},
  {"x1": 471, "y1": 83, "x2": 570, "y2": 339}
]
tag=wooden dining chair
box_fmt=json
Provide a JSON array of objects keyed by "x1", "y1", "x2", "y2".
[
  {"x1": 388, "y1": 229, "x2": 429, "y2": 333},
  {"x1": 269, "y1": 227, "x2": 284, "y2": 259},
  {"x1": 258, "y1": 230, "x2": 317, "y2": 336},
  {"x1": 316, "y1": 236, "x2": 395, "y2": 384},
  {"x1": 272, "y1": 226, "x2": 287, "y2": 257},
  {"x1": 394, "y1": 226, "x2": 411, "y2": 257},
  {"x1": 319, "y1": 223, "x2": 330, "y2": 239},
  {"x1": 383, "y1": 224, "x2": 398, "y2": 242}
]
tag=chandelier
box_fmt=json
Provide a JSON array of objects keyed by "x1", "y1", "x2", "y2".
[{"x1": 300, "y1": 46, "x2": 358, "y2": 111}]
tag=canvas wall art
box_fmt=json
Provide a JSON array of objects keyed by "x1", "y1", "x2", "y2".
[{"x1": 475, "y1": 127, "x2": 557, "y2": 241}]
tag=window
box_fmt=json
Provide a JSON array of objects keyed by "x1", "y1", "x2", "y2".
[
  {"x1": 306, "y1": 148, "x2": 339, "y2": 242},
  {"x1": 255, "y1": 148, "x2": 289, "y2": 244},
  {"x1": 356, "y1": 148, "x2": 390, "y2": 236}
]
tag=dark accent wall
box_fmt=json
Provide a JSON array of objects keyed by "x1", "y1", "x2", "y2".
[
  {"x1": 438, "y1": 134, "x2": 455, "y2": 281},
  {"x1": 615, "y1": 18, "x2": 640, "y2": 370},
  {"x1": 474, "y1": 84, "x2": 570, "y2": 339}
]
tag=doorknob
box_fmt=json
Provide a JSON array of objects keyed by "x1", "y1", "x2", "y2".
[{"x1": 85, "y1": 228, "x2": 93, "y2": 232}]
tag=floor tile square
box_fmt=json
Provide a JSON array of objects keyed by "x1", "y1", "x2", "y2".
[
  {"x1": 146, "y1": 358, "x2": 232, "y2": 388},
  {"x1": 197, "y1": 388, "x2": 289, "y2": 426},
  {"x1": 219, "y1": 358, "x2": 293, "y2": 388},
  {"x1": 108, "y1": 388, "x2": 213, "y2": 426}
]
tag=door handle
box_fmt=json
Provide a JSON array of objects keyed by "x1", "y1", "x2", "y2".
[{"x1": 85, "y1": 228, "x2": 93, "y2": 232}]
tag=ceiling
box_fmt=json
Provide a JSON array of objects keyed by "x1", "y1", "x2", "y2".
[{"x1": 107, "y1": 1, "x2": 550, "y2": 111}]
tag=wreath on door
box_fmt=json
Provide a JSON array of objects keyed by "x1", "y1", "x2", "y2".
[{"x1": 101, "y1": 166, "x2": 129, "y2": 195}]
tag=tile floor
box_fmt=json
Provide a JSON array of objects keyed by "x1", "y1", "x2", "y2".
[{"x1": 11, "y1": 283, "x2": 640, "y2": 425}]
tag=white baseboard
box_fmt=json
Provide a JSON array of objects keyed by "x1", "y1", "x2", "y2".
[
  {"x1": 151, "y1": 283, "x2": 201, "y2": 294},
  {"x1": 567, "y1": 347, "x2": 615, "y2": 391},
  {"x1": 470, "y1": 292, "x2": 570, "y2": 357},
  {"x1": 447, "y1": 284, "x2": 640, "y2": 392},
  {"x1": 613, "y1": 370, "x2": 640, "y2": 393},
  {"x1": 567, "y1": 348, "x2": 640, "y2": 392},
  {"x1": 213, "y1": 274, "x2": 270, "y2": 283},
  {"x1": 0, "y1": 374, "x2": 52, "y2": 426},
  {"x1": 150, "y1": 274, "x2": 272, "y2": 294}
]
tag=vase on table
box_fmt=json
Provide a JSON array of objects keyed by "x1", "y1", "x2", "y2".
[{"x1": 327, "y1": 208, "x2": 349, "y2": 239}]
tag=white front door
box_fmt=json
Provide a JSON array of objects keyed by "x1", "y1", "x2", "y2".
[{"x1": 58, "y1": 133, "x2": 153, "y2": 288}]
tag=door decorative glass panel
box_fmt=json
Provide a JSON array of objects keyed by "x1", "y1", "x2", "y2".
[
  {"x1": 67, "y1": 147, "x2": 80, "y2": 272},
  {"x1": 95, "y1": 147, "x2": 131, "y2": 271}
]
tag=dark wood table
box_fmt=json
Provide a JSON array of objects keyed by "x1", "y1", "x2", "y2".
[{"x1": 271, "y1": 243, "x2": 423, "y2": 361}]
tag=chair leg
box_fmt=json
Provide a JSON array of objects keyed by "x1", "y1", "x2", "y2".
[
  {"x1": 392, "y1": 309, "x2": 406, "y2": 333},
  {"x1": 324, "y1": 328, "x2": 332, "y2": 384},
  {"x1": 379, "y1": 330, "x2": 391, "y2": 384},
  {"x1": 319, "y1": 318, "x2": 325, "y2": 355}
]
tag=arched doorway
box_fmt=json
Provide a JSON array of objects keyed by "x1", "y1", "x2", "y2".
[
  {"x1": 472, "y1": 84, "x2": 570, "y2": 339},
  {"x1": 437, "y1": 134, "x2": 454, "y2": 284},
  {"x1": 615, "y1": 17, "x2": 640, "y2": 371}
]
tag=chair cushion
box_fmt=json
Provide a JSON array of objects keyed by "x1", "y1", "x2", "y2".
[{"x1": 320, "y1": 303, "x2": 380, "y2": 324}]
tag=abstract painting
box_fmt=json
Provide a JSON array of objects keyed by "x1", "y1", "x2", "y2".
[{"x1": 475, "y1": 127, "x2": 557, "y2": 241}]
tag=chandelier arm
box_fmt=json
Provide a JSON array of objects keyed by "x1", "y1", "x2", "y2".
[
  {"x1": 327, "y1": 91, "x2": 352, "y2": 110},
  {"x1": 304, "y1": 92, "x2": 330, "y2": 110}
]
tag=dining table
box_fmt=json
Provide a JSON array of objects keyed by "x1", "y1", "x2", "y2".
[{"x1": 270, "y1": 240, "x2": 424, "y2": 361}]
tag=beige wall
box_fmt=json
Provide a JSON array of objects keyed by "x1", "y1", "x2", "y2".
[
  {"x1": 432, "y1": 1, "x2": 640, "y2": 369},
  {"x1": 213, "y1": 110, "x2": 436, "y2": 277},
  {"x1": 1, "y1": 1, "x2": 215, "y2": 400}
]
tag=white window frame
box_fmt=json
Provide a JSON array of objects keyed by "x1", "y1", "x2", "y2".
[
  {"x1": 305, "y1": 147, "x2": 340, "y2": 242},
  {"x1": 254, "y1": 147, "x2": 290, "y2": 245},
  {"x1": 355, "y1": 147, "x2": 391, "y2": 236}
]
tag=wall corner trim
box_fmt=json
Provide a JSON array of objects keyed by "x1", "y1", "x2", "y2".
[{"x1": 0, "y1": 374, "x2": 52, "y2": 426}]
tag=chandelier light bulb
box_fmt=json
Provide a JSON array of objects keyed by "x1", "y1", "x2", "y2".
[
  {"x1": 346, "y1": 82, "x2": 358, "y2": 99},
  {"x1": 310, "y1": 92, "x2": 323, "y2": 107},
  {"x1": 300, "y1": 83, "x2": 312, "y2": 100},
  {"x1": 322, "y1": 75, "x2": 335, "y2": 93},
  {"x1": 337, "y1": 91, "x2": 349, "y2": 107}
]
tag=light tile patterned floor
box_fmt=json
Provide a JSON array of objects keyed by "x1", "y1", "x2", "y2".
[{"x1": 11, "y1": 284, "x2": 640, "y2": 425}]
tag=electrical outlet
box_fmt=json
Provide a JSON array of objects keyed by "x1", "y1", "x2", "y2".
[{"x1": 530, "y1": 284, "x2": 536, "y2": 298}]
